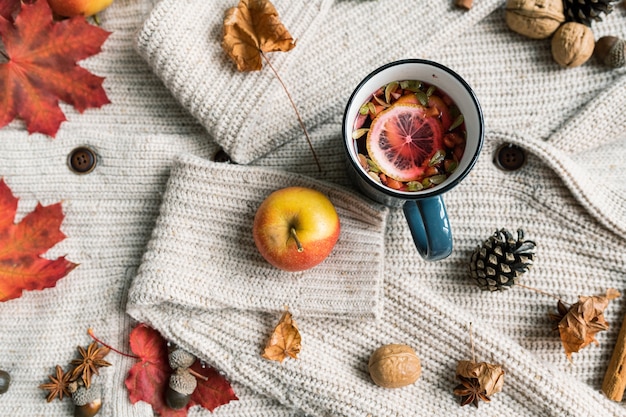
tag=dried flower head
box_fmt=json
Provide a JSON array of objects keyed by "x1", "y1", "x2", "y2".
[
  {"x1": 40, "y1": 365, "x2": 72, "y2": 402},
  {"x1": 70, "y1": 342, "x2": 111, "y2": 388}
]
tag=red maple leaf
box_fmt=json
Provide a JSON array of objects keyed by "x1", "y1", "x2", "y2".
[
  {"x1": 0, "y1": 0, "x2": 110, "y2": 137},
  {"x1": 0, "y1": 0, "x2": 20, "y2": 20},
  {"x1": 125, "y1": 324, "x2": 238, "y2": 417},
  {"x1": 0, "y1": 178, "x2": 78, "y2": 301}
]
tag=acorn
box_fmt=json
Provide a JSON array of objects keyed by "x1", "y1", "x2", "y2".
[
  {"x1": 595, "y1": 36, "x2": 626, "y2": 68},
  {"x1": 0, "y1": 370, "x2": 10, "y2": 395},
  {"x1": 165, "y1": 368, "x2": 197, "y2": 410},
  {"x1": 72, "y1": 384, "x2": 102, "y2": 417},
  {"x1": 168, "y1": 347, "x2": 196, "y2": 370}
]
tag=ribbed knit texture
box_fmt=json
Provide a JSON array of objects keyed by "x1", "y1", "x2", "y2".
[
  {"x1": 1, "y1": 0, "x2": 626, "y2": 416},
  {"x1": 136, "y1": 0, "x2": 503, "y2": 164},
  {"x1": 129, "y1": 154, "x2": 388, "y2": 320}
]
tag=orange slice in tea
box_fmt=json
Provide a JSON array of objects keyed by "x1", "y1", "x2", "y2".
[{"x1": 366, "y1": 103, "x2": 444, "y2": 182}]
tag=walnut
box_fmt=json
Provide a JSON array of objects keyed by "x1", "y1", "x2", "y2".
[
  {"x1": 551, "y1": 22, "x2": 595, "y2": 68},
  {"x1": 368, "y1": 344, "x2": 421, "y2": 388},
  {"x1": 505, "y1": 0, "x2": 565, "y2": 39}
]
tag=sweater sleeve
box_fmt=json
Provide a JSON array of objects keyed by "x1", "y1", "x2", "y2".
[
  {"x1": 127, "y1": 153, "x2": 389, "y2": 321},
  {"x1": 135, "y1": 0, "x2": 503, "y2": 164}
]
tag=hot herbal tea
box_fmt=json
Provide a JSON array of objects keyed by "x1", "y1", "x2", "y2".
[{"x1": 352, "y1": 80, "x2": 466, "y2": 191}]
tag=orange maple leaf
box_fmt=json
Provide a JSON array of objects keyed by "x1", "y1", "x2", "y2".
[
  {"x1": 0, "y1": 0, "x2": 110, "y2": 137},
  {"x1": 0, "y1": 179, "x2": 78, "y2": 301},
  {"x1": 262, "y1": 310, "x2": 302, "y2": 362},
  {"x1": 222, "y1": 0, "x2": 295, "y2": 72}
]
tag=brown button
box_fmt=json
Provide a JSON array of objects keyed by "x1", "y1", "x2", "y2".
[
  {"x1": 494, "y1": 143, "x2": 525, "y2": 171},
  {"x1": 68, "y1": 146, "x2": 97, "y2": 174}
]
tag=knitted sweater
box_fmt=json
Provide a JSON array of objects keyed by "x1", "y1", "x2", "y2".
[{"x1": 1, "y1": 0, "x2": 626, "y2": 416}]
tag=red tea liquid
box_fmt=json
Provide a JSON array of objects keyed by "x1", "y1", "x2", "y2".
[{"x1": 352, "y1": 80, "x2": 466, "y2": 192}]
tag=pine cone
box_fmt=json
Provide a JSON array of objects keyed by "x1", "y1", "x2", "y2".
[
  {"x1": 563, "y1": 0, "x2": 617, "y2": 26},
  {"x1": 469, "y1": 229, "x2": 536, "y2": 291}
]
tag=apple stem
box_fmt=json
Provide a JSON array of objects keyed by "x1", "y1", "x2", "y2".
[{"x1": 290, "y1": 227, "x2": 304, "y2": 253}]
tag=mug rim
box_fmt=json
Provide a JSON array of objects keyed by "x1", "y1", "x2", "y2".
[{"x1": 342, "y1": 58, "x2": 484, "y2": 200}]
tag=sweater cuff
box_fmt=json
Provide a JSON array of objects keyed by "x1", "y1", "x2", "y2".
[{"x1": 127, "y1": 153, "x2": 388, "y2": 321}]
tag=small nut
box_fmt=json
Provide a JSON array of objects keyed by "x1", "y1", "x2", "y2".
[
  {"x1": 594, "y1": 36, "x2": 626, "y2": 68},
  {"x1": 0, "y1": 370, "x2": 10, "y2": 395},
  {"x1": 72, "y1": 385, "x2": 102, "y2": 417},
  {"x1": 505, "y1": 0, "x2": 565, "y2": 39},
  {"x1": 551, "y1": 22, "x2": 595, "y2": 68},
  {"x1": 368, "y1": 344, "x2": 421, "y2": 388},
  {"x1": 455, "y1": 0, "x2": 473, "y2": 10},
  {"x1": 166, "y1": 368, "x2": 198, "y2": 410},
  {"x1": 168, "y1": 347, "x2": 196, "y2": 370}
]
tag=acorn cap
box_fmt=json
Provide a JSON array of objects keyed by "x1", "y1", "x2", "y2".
[
  {"x1": 168, "y1": 348, "x2": 196, "y2": 370},
  {"x1": 594, "y1": 36, "x2": 625, "y2": 68},
  {"x1": 168, "y1": 368, "x2": 197, "y2": 396},
  {"x1": 72, "y1": 384, "x2": 101, "y2": 407}
]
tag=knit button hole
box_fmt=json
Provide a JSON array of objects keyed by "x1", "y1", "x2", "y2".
[{"x1": 494, "y1": 143, "x2": 525, "y2": 171}]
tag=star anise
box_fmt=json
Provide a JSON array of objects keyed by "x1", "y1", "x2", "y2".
[
  {"x1": 70, "y1": 342, "x2": 111, "y2": 388},
  {"x1": 453, "y1": 375, "x2": 490, "y2": 407},
  {"x1": 39, "y1": 365, "x2": 72, "y2": 402}
]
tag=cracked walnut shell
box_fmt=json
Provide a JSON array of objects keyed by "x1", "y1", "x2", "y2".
[
  {"x1": 505, "y1": 0, "x2": 565, "y2": 39},
  {"x1": 551, "y1": 22, "x2": 595, "y2": 68},
  {"x1": 368, "y1": 344, "x2": 422, "y2": 388}
]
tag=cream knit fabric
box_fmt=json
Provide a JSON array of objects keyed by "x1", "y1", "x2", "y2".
[
  {"x1": 136, "y1": 0, "x2": 503, "y2": 164},
  {"x1": 1, "y1": 0, "x2": 626, "y2": 416},
  {"x1": 129, "y1": 154, "x2": 389, "y2": 321}
]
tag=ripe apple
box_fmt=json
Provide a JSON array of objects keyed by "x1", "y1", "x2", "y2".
[
  {"x1": 253, "y1": 186, "x2": 340, "y2": 272},
  {"x1": 47, "y1": 0, "x2": 114, "y2": 17}
]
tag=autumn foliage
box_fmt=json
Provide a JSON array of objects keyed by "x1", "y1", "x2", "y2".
[
  {"x1": 0, "y1": 178, "x2": 77, "y2": 301},
  {"x1": 550, "y1": 288, "x2": 621, "y2": 361},
  {"x1": 0, "y1": 0, "x2": 110, "y2": 137},
  {"x1": 125, "y1": 324, "x2": 238, "y2": 417},
  {"x1": 222, "y1": 0, "x2": 295, "y2": 72},
  {"x1": 262, "y1": 310, "x2": 302, "y2": 362}
]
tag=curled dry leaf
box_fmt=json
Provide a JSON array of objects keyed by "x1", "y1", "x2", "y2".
[
  {"x1": 262, "y1": 310, "x2": 301, "y2": 362},
  {"x1": 222, "y1": 0, "x2": 295, "y2": 72},
  {"x1": 454, "y1": 361, "x2": 504, "y2": 408},
  {"x1": 453, "y1": 324, "x2": 504, "y2": 407},
  {"x1": 549, "y1": 288, "x2": 621, "y2": 361},
  {"x1": 456, "y1": 361, "x2": 504, "y2": 397}
]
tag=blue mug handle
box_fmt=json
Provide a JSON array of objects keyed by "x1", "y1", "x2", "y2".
[{"x1": 402, "y1": 196, "x2": 453, "y2": 261}]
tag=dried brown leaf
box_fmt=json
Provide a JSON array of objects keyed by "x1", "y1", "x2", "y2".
[
  {"x1": 222, "y1": 0, "x2": 295, "y2": 72},
  {"x1": 551, "y1": 288, "x2": 621, "y2": 361},
  {"x1": 456, "y1": 360, "x2": 504, "y2": 397},
  {"x1": 262, "y1": 310, "x2": 301, "y2": 362}
]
